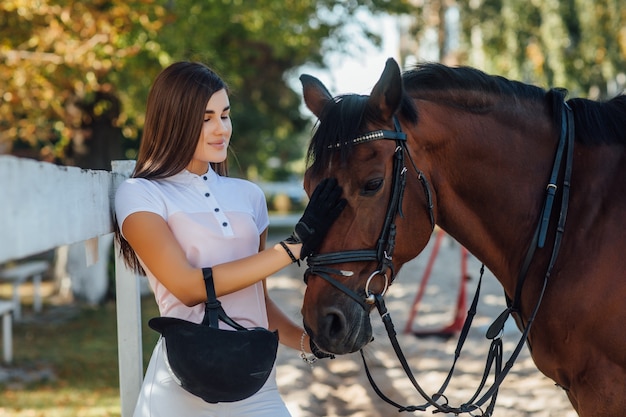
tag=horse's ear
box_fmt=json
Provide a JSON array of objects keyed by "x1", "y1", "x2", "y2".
[
  {"x1": 368, "y1": 58, "x2": 403, "y2": 121},
  {"x1": 300, "y1": 74, "x2": 333, "y2": 119}
]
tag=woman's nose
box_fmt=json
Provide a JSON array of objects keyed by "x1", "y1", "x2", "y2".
[{"x1": 214, "y1": 119, "x2": 229, "y2": 135}]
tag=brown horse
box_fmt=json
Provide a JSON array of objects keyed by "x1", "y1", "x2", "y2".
[{"x1": 299, "y1": 58, "x2": 626, "y2": 416}]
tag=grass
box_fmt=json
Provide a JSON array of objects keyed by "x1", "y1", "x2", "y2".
[{"x1": 0, "y1": 296, "x2": 160, "y2": 417}]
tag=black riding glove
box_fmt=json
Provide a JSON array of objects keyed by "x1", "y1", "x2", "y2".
[{"x1": 285, "y1": 177, "x2": 346, "y2": 260}]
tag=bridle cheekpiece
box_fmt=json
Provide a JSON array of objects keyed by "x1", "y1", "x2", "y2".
[{"x1": 305, "y1": 116, "x2": 435, "y2": 310}]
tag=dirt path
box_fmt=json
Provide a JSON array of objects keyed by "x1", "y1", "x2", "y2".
[{"x1": 268, "y1": 233, "x2": 577, "y2": 417}]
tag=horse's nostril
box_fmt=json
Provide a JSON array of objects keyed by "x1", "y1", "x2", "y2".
[
  {"x1": 322, "y1": 307, "x2": 347, "y2": 339},
  {"x1": 328, "y1": 314, "x2": 344, "y2": 338},
  {"x1": 313, "y1": 304, "x2": 371, "y2": 355}
]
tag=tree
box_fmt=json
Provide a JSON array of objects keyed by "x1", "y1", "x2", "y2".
[
  {"x1": 0, "y1": 0, "x2": 417, "y2": 179},
  {"x1": 406, "y1": 0, "x2": 626, "y2": 99},
  {"x1": 0, "y1": 0, "x2": 167, "y2": 163}
]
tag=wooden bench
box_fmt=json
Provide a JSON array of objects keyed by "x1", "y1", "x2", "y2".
[{"x1": 0, "y1": 260, "x2": 49, "y2": 320}]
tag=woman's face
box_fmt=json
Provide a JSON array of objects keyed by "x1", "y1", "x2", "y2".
[{"x1": 187, "y1": 88, "x2": 232, "y2": 174}]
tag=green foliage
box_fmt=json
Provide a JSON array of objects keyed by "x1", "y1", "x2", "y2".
[
  {"x1": 0, "y1": 0, "x2": 167, "y2": 162},
  {"x1": 0, "y1": 0, "x2": 417, "y2": 179},
  {"x1": 407, "y1": 0, "x2": 625, "y2": 99},
  {"x1": 457, "y1": 0, "x2": 626, "y2": 98},
  {"x1": 139, "y1": 0, "x2": 416, "y2": 179}
]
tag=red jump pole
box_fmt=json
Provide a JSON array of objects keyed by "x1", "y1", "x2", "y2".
[
  {"x1": 405, "y1": 231, "x2": 469, "y2": 337},
  {"x1": 403, "y1": 228, "x2": 445, "y2": 334},
  {"x1": 425, "y1": 246, "x2": 469, "y2": 335}
]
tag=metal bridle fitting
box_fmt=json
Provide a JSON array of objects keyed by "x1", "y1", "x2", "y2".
[{"x1": 365, "y1": 270, "x2": 389, "y2": 304}]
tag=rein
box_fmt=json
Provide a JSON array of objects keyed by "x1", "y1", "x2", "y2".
[{"x1": 304, "y1": 98, "x2": 575, "y2": 415}]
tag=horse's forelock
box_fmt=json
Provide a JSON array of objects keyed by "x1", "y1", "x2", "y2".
[{"x1": 307, "y1": 94, "x2": 369, "y2": 176}]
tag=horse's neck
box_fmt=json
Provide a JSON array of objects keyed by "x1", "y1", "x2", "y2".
[{"x1": 420, "y1": 107, "x2": 557, "y2": 290}]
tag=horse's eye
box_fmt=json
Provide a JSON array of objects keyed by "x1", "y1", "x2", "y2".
[{"x1": 361, "y1": 178, "x2": 384, "y2": 195}]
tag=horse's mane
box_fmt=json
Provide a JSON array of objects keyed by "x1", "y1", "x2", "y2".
[
  {"x1": 403, "y1": 62, "x2": 626, "y2": 146},
  {"x1": 403, "y1": 62, "x2": 546, "y2": 111},
  {"x1": 569, "y1": 96, "x2": 626, "y2": 145},
  {"x1": 307, "y1": 63, "x2": 626, "y2": 175}
]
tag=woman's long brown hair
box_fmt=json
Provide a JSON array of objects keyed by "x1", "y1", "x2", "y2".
[{"x1": 115, "y1": 62, "x2": 229, "y2": 274}]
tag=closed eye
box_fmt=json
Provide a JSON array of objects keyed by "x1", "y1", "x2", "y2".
[{"x1": 361, "y1": 178, "x2": 383, "y2": 196}]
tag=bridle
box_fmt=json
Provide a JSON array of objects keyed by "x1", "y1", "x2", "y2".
[
  {"x1": 302, "y1": 93, "x2": 575, "y2": 416},
  {"x1": 305, "y1": 115, "x2": 435, "y2": 311}
]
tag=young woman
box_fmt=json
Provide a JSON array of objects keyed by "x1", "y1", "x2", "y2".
[{"x1": 115, "y1": 61, "x2": 345, "y2": 417}]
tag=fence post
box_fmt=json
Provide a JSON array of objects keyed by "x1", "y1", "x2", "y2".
[{"x1": 112, "y1": 160, "x2": 143, "y2": 417}]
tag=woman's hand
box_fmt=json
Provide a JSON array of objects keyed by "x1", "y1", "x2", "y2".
[{"x1": 285, "y1": 178, "x2": 346, "y2": 259}]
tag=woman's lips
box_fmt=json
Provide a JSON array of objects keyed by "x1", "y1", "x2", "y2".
[{"x1": 208, "y1": 140, "x2": 226, "y2": 148}]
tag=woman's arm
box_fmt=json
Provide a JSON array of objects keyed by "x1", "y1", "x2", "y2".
[
  {"x1": 121, "y1": 177, "x2": 345, "y2": 307},
  {"x1": 264, "y1": 287, "x2": 311, "y2": 352},
  {"x1": 121, "y1": 212, "x2": 300, "y2": 306},
  {"x1": 257, "y1": 230, "x2": 311, "y2": 353}
]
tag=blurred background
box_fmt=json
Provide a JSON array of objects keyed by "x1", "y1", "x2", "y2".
[
  {"x1": 0, "y1": 0, "x2": 624, "y2": 415},
  {"x1": 2, "y1": 0, "x2": 624, "y2": 179}
]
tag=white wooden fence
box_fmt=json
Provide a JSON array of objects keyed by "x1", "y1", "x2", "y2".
[{"x1": 0, "y1": 155, "x2": 142, "y2": 417}]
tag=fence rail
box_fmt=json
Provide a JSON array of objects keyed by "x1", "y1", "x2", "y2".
[{"x1": 0, "y1": 155, "x2": 141, "y2": 417}]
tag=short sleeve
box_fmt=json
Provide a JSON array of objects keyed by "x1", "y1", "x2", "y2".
[
  {"x1": 114, "y1": 178, "x2": 166, "y2": 235},
  {"x1": 250, "y1": 182, "x2": 270, "y2": 234}
]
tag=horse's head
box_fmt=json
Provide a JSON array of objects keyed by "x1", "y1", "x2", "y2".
[{"x1": 299, "y1": 59, "x2": 435, "y2": 354}]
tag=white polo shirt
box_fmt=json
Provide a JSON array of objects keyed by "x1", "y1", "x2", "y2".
[{"x1": 115, "y1": 167, "x2": 270, "y2": 329}]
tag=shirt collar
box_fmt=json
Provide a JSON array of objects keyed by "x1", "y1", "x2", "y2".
[{"x1": 167, "y1": 165, "x2": 217, "y2": 185}]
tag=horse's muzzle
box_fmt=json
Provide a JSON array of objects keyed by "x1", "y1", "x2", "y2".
[{"x1": 304, "y1": 300, "x2": 373, "y2": 355}]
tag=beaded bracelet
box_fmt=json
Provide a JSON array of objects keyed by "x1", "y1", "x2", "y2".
[
  {"x1": 300, "y1": 331, "x2": 318, "y2": 368},
  {"x1": 279, "y1": 241, "x2": 300, "y2": 266}
]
